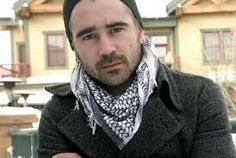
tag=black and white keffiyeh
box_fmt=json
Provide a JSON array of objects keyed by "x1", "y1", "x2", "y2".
[
  {"x1": 84, "y1": 73, "x2": 139, "y2": 140},
  {"x1": 71, "y1": 36, "x2": 159, "y2": 149}
]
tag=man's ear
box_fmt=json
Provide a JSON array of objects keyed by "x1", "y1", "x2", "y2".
[{"x1": 139, "y1": 29, "x2": 145, "y2": 44}]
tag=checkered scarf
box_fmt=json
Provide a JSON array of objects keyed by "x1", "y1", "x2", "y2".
[{"x1": 71, "y1": 36, "x2": 159, "y2": 149}]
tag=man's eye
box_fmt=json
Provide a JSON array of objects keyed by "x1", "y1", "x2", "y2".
[
  {"x1": 82, "y1": 34, "x2": 96, "y2": 41},
  {"x1": 110, "y1": 27, "x2": 124, "y2": 34}
]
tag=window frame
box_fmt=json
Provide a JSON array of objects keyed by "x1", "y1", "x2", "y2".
[
  {"x1": 201, "y1": 28, "x2": 235, "y2": 65},
  {"x1": 17, "y1": 42, "x2": 27, "y2": 64},
  {"x1": 44, "y1": 31, "x2": 67, "y2": 69},
  {"x1": 149, "y1": 34, "x2": 171, "y2": 64}
]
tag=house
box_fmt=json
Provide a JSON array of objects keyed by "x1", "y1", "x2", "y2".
[
  {"x1": 0, "y1": 0, "x2": 177, "y2": 107},
  {"x1": 1, "y1": 0, "x2": 235, "y2": 107},
  {"x1": 0, "y1": 18, "x2": 18, "y2": 78},
  {"x1": 167, "y1": 0, "x2": 236, "y2": 116},
  {"x1": 167, "y1": 0, "x2": 236, "y2": 82},
  {"x1": 13, "y1": 0, "x2": 74, "y2": 80},
  {"x1": 0, "y1": 0, "x2": 70, "y2": 107}
]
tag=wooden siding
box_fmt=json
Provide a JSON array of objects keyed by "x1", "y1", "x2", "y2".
[
  {"x1": 177, "y1": 12, "x2": 236, "y2": 78},
  {"x1": 27, "y1": 14, "x2": 74, "y2": 76}
]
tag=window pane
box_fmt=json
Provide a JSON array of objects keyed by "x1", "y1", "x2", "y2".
[
  {"x1": 223, "y1": 31, "x2": 235, "y2": 62},
  {"x1": 156, "y1": 46, "x2": 167, "y2": 58},
  {"x1": 151, "y1": 36, "x2": 167, "y2": 44},
  {"x1": 48, "y1": 51, "x2": 57, "y2": 66},
  {"x1": 47, "y1": 33, "x2": 65, "y2": 67},
  {"x1": 151, "y1": 35, "x2": 168, "y2": 57},
  {"x1": 203, "y1": 32, "x2": 221, "y2": 63},
  {"x1": 18, "y1": 44, "x2": 26, "y2": 63}
]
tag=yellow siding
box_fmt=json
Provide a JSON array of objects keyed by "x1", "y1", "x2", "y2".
[
  {"x1": 11, "y1": 0, "x2": 236, "y2": 83},
  {"x1": 177, "y1": 12, "x2": 236, "y2": 78},
  {"x1": 196, "y1": 0, "x2": 215, "y2": 5},
  {"x1": 28, "y1": 13, "x2": 75, "y2": 76}
]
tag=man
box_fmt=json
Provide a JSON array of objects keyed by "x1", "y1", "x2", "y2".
[{"x1": 38, "y1": 0, "x2": 236, "y2": 157}]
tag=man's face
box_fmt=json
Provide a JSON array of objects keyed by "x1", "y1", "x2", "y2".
[{"x1": 70, "y1": 0, "x2": 144, "y2": 86}]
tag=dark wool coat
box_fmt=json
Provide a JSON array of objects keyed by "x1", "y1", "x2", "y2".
[{"x1": 38, "y1": 64, "x2": 236, "y2": 158}]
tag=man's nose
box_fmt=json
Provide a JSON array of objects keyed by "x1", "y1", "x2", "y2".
[{"x1": 98, "y1": 35, "x2": 116, "y2": 55}]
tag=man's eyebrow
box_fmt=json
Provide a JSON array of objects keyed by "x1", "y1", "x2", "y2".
[
  {"x1": 76, "y1": 26, "x2": 96, "y2": 38},
  {"x1": 76, "y1": 22, "x2": 128, "y2": 38},
  {"x1": 105, "y1": 22, "x2": 128, "y2": 28}
]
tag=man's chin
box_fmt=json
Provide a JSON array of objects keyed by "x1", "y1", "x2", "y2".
[{"x1": 100, "y1": 79, "x2": 125, "y2": 87}]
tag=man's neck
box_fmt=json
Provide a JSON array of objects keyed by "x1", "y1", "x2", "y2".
[{"x1": 98, "y1": 73, "x2": 136, "y2": 96}]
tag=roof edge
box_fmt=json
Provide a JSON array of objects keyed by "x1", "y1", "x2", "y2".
[
  {"x1": 13, "y1": 0, "x2": 32, "y2": 13},
  {"x1": 0, "y1": 17, "x2": 18, "y2": 26},
  {"x1": 143, "y1": 16, "x2": 177, "y2": 28},
  {"x1": 167, "y1": 0, "x2": 187, "y2": 15}
]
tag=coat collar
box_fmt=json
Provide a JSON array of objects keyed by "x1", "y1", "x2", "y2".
[
  {"x1": 157, "y1": 64, "x2": 182, "y2": 111},
  {"x1": 45, "y1": 83, "x2": 73, "y2": 96},
  {"x1": 57, "y1": 88, "x2": 184, "y2": 157},
  {"x1": 45, "y1": 63, "x2": 182, "y2": 111},
  {"x1": 45, "y1": 64, "x2": 184, "y2": 157}
]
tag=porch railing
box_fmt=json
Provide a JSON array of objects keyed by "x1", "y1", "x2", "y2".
[{"x1": 0, "y1": 63, "x2": 30, "y2": 78}]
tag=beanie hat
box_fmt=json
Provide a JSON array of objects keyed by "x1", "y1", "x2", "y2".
[{"x1": 63, "y1": 0, "x2": 143, "y2": 50}]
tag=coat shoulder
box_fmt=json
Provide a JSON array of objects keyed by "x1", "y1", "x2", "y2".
[
  {"x1": 41, "y1": 83, "x2": 76, "y2": 124},
  {"x1": 169, "y1": 68, "x2": 217, "y2": 94},
  {"x1": 162, "y1": 66, "x2": 222, "y2": 111}
]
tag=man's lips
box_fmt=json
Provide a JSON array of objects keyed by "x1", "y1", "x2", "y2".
[{"x1": 101, "y1": 61, "x2": 123, "y2": 69}]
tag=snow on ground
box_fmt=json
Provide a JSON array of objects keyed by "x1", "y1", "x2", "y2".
[
  {"x1": 232, "y1": 133, "x2": 236, "y2": 147},
  {"x1": 17, "y1": 89, "x2": 53, "y2": 105},
  {"x1": 26, "y1": 75, "x2": 70, "y2": 84},
  {"x1": 0, "y1": 92, "x2": 9, "y2": 105},
  {"x1": 0, "y1": 89, "x2": 53, "y2": 106},
  {"x1": 0, "y1": 107, "x2": 40, "y2": 115},
  {"x1": 0, "y1": 107, "x2": 41, "y2": 128}
]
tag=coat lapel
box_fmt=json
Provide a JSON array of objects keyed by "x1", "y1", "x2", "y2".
[
  {"x1": 121, "y1": 93, "x2": 184, "y2": 157},
  {"x1": 56, "y1": 92, "x2": 184, "y2": 157},
  {"x1": 57, "y1": 107, "x2": 120, "y2": 158}
]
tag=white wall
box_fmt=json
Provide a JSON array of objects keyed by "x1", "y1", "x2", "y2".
[{"x1": 0, "y1": 30, "x2": 12, "y2": 64}]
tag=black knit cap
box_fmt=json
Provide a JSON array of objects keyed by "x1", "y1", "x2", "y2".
[{"x1": 63, "y1": 0, "x2": 143, "y2": 50}]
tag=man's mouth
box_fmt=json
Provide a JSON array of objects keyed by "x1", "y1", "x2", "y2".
[{"x1": 101, "y1": 61, "x2": 123, "y2": 70}]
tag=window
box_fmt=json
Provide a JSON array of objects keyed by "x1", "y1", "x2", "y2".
[
  {"x1": 18, "y1": 43, "x2": 26, "y2": 63},
  {"x1": 150, "y1": 35, "x2": 173, "y2": 68},
  {"x1": 151, "y1": 35, "x2": 168, "y2": 57},
  {"x1": 17, "y1": 43, "x2": 30, "y2": 77},
  {"x1": 202, "y1": 30, "x2": 235, "y2": 64},
  {"x1": 45, "y1": 32, "x2": 66, "y2": 67}
]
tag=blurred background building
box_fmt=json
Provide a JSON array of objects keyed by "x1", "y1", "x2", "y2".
[{"x1": 0, "y1": 0, "x2": 235, "y2": 115}]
